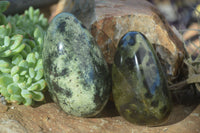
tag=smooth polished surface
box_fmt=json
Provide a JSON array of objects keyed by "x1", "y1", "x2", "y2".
[
  {"x1": 112, "y1": 31, "x2": 172, "y2": 126},
  {"x1": 42, "y1": 13, "x2": 111, "y2": 117}
]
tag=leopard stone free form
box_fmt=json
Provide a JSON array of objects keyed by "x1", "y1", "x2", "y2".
[
  {"x1": 112, "y1": 31, "x2": 172, "y2": 126},
  {"x1": 42, "y1": 13, "x2": 111, "y2": 117}
]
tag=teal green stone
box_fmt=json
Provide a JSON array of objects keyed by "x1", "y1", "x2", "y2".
[
  {"x1": 42, "y1": 13, "x2": 111, "y2": 117},
  {"x1": 112, "y1": 31, "x2": 172, "y2": 126}
]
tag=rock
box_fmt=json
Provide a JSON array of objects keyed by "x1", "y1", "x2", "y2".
[
  {"x1": 0, "y1": 100, "x2": 200, "y2": 133},
  {"x1": 91, "y1": 0, "x2": 185, "y2": 78},
  {"x1": 43, "y1": 12, "x2": 111, "y2": 117},
  {"x1": 49, "y1": 0, "x2": 95, "y2": 28},
  {"x1": 0, "y1": 120, "x2": 27, "y2": 133},
  {"x1": 112, "y1": 32, "x2": 172, "y2": 126},
  {"x1": 49, "y1": 0, "x2": 185, "y2": 78}
]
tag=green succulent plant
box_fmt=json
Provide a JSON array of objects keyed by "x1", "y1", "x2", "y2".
[
  {"x1": 0, "y1": 1, "x2": 9, "y2": 25},
  {"x1": 0, "y1": 1, "x2": 48, "y2": 106}
]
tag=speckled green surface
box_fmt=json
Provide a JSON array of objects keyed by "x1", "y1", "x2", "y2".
[
  {"x1": 42, "y1": 13, "x2": 111, "y2": 117},
  {"x1": 112, "y1": 32, "x2": 172, "y2": 126}
]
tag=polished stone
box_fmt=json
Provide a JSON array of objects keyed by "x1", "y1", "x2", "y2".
[
  {"x1": 112, "y1": 31, "x2": 172, "y2": 126},
  {"x1": 42, "y1": 13, "x2": 111, "y2": 117}
]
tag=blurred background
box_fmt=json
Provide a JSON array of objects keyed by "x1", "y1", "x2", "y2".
[
  {"x1": 148, "y1": 0, "x2": 200, "y2": 59},
  {"x1": 3, "y1": 0, "x2": 200, "y2": 58}
]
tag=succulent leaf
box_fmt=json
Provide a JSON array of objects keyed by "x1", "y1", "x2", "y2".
[
  {"x1": 0, "y1": 23, "x2": 12, "y2": 37},
  {"x1": 26, "y1": 77, "x2": 32, "y2": 86},
  {"x1": 0, "y1": 58, "x2": 11, "y2": 68},
  {"x1": 27, "y1": 84, "x2": 39, "y2": 91},
  {"x1": 0, "y1": 74, "x2": 13, "y2": 99},
  {"x1": 11, "y1": 66, "x2": 20, "y2": 76},
  {"x1": 17, "y1": 81, "x2": 26, "y2": 89},
  {"x1": 7, "y1": 83, "x2": 21, "y2": 95},
  {"x1": 3, "y1": 36, "x2": 11, "y2": 48},
  {"x1": 26, "y1": 53, "x2": 36, "y2": 65},
  {"x1": 10, "y1": 94, "x2": 24, "y2": 103},
  {"x1": 23, "y1": 98, "x2": 32, "y2": 106},
  {"x1": 12, "y1": 54, "x2": 23, "y2": 65},
  {"x1": 0, "y1": 1, "x2": 10, "y2": 13},
  {"x1": 35, "y1": 79, "x2": 46, "y2": 91},
  {"x1": 10, "y1": 35, "x2": 23, "y2": 50},
  {"x1": 21, "y1": 89, "x2": 32, "y2": 99},
  {"x1": 0, "y1": 3, "x2": 48, "y2": 106},
  {"x1": 0, "y1": 73, "x2": 13, "y2": 88},
  {"x1": 0, "y1": 59, "x2": 11, "y2": 73},
  {"x1": 0, "y1": 13, "x2": 6, "y2": 25},
  {"x1": 11, "y1": 43, "x2": 26, "y2": 55},
  {"x1": 29, "y1": 68, "x2": 35, "y2": 78},
  {"x1": 32, "y1": 91, "x2": 44, "y2": 101},
  {"x1": 0, "y1": 34, "x2": 25, "y2": 57},
  {"x1": 34, "y1": 59, "x2": 43, "y2": 70},
  {"x1": 34, "y1": 69, "x2": 43, "y2": 81},
  {"x1": 0, "y1": 49, "x2": 12, "y2": 57}
]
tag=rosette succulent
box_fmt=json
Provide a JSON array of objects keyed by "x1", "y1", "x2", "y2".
[{"x1": 0, "y1": 1, "x2": 48, "y2": 106}]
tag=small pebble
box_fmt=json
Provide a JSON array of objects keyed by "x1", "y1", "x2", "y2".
[
  {"x1": 112, "y1": 31, "x2": 172, "y2": 126},
  {"x1": 0, "y1": 95, "x2": 7, "y2": 105}
]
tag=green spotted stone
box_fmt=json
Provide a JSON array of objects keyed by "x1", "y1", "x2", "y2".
[
  {"x1": 112, "y1": 31, "x2": 172, "y2": 126},
  {"x1": 42, "y1": 13, "x2": 111, "y2": 117}
]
